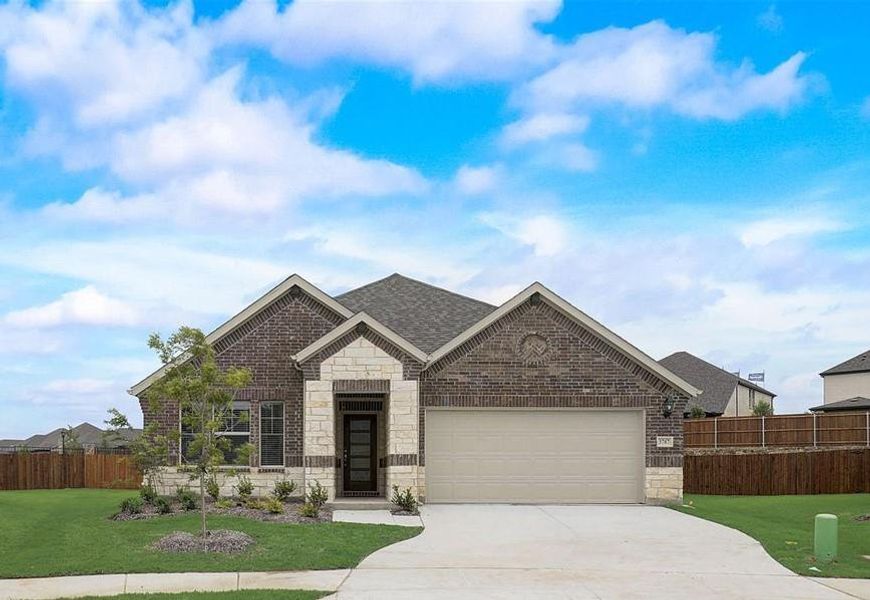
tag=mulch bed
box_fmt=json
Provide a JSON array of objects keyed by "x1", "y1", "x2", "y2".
[
  {"x1": 113, "y1": 497, "x2": 332, "y2": 524},
  {"x1": 854, "y1": 514, "x2": 870, "y2": 522},
  {"x1": 152, "y1": 529, "x2": 255, "y2": 553}
]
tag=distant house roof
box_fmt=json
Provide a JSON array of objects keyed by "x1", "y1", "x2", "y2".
[
  {"x1": 336, "y1": 273, "x2": 497, "y2": 353},
  {"x1": 820, "y1": 349, "x2": 870, "y2": 376},
  {"x1": 658, "y1": 351, "x2": 775, "y2": 415},
  {"x1": 809, "y1": 396, "x2": 870, "y2": 413},
  {"x1": 0, "y1": 423, "x2": 141, "y2": 450}
]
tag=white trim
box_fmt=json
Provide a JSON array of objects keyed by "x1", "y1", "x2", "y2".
[
  {"x1": 129, "y1": 274, "x2": 352, "y2": 396},
  {"x1": 425, "y1": 282, "x2": 700, "y2": 398},
  {"x1": 293, "y1": 311, "x2": 429, "y2": 364}
]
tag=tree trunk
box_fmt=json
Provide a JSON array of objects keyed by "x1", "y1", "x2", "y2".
[{"x1": 200, "y1": 473, "x2": 207, "y2": 539}]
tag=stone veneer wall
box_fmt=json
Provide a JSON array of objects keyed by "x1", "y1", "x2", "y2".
[
  {"x1": 302, "y1": 335, "x2": 422, "y2": 500},
  {"x1": 644, "y1": 467, "x2": 683, "y2": 503},
  {"x1": 152, "y1": 467, "x2": 305, "y2": 498}
]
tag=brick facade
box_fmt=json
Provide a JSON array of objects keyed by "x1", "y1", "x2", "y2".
[{"x1": 420, "y1": 300, "x2": 688, "y2": 470}]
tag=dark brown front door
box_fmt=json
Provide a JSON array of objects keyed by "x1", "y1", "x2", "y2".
[{"x1": 343, "y1": 414, "x2": 377, "y2": 493}]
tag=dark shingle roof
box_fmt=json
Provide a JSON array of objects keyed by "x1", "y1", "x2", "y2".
[
  {"x1": 820, "y1": 349, "x2": 870, "y2": 376},
  {"x1": 659, "y1": 352, "x2": 740, "y2": 415},
  {"x1": 0, "y1": 423, "x2": 141, "y2": 450},
  {"x1": 809, "y1": 396, "x2": 870, "y2": 412},
  {"x1": 336, "y1": 273, "x2": 496, "y2": 353}
]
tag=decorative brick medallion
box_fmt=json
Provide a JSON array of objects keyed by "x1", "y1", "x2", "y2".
[{"x1": 516, "y1": 332, "x2": 552, "y2": 366}]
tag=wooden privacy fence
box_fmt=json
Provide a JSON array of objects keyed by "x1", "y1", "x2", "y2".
[
  {"x1": 684, "y1": 448, "x2": 870, "y2": 495},
  {"x1": 684, "y1": 411, "x2": 870, "y2": 449},
  {"x1": 0, "y1": 452, "x2": 141, "y2": 491}
]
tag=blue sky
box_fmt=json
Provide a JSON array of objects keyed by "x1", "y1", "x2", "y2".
[{"x1": 1, "y1": 0, "x2": 869, "y2": 438}]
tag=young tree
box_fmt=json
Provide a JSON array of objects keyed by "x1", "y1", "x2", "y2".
[
  {"x1": 147, "y1": 327, "x2": 252, "y2": 539},
  {"x1": 752, "y1": 398, "x2": 774, "y2": 417},
  {"x1": 61, "y1": 425, "x2": 82, "y2": 452},
  {"x1": 104, "y1": 408, "x2": 174, "y2": 492}
]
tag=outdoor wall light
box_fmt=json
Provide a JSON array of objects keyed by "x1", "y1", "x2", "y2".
[{"x1": 662, "y1": 394, "x2": 676, "y2": 418}]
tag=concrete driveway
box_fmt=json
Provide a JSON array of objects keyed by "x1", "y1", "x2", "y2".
[{"x1": 332, "y1": 504, "x2": 855, "y2": 599}]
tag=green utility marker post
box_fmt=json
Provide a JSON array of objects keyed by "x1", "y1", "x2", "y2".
[{"x1": 814, "y1": 513, "x2": 838, "y2": 563}]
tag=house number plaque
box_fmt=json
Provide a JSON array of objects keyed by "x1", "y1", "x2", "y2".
[{"x1": 656, "y1": 436, "x2": 674, "y2": 448}]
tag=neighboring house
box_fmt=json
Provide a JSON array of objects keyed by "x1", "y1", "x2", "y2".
[
  {"x1": 809, "y1": 396, "x2": 870, "y2": 413},
  {"x1": 658, "y1": 351, "x2": 775, "y2": 417},
  {"x1": 130, "y1": 274, "x2": 699, "y2": 504},
  {"x1": 0, "y1": 422, "x2": 141, "y2": 452},
  {"x1": 820, "y1": 348, "x2": 870, "y2": 405}
]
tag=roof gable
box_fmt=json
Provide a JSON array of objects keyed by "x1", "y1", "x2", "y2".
[
  {"x1": 810, "y1": 396, "x2": 870, "y2": 412},
  {"x1": 821, "y1": 348, "x2": 870, "y2": 376},
  {"x1": 336, "y1": 274, "x2": 495, "y2": 353},
  {"x1": 658, "y1": 352, "x2": 738, "y2": 414},
  {"x1": 129, "y1": 274, "x2": 351, "y2": 396},
  {"x1": 427, "y1": 283, "x2": 699, "y2": 398}
]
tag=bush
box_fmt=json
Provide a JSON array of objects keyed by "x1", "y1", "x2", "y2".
[
  {"x1": 154, "y1": 496, "x2": 172, "y2": 514},
  {"x1": 265, "y1": 496, "x2": 284, "y2": 514},
  {"x1": 119, "y1": 496, "x2": 144, "y2": 515},
  {"x1": 752, "y1": 399, "x2": 773, "y2": 416},
  {"x1": 306, "y1": 481, "x2": 328, "y2": 509},
  {"x1": 298, "y1": 502, "x2": 319, "y2": 518},
  {"x1": 273, "y1": 479, "x2": 297, "y2": 501},
  {"x1": 205, "y1": 474, "x2": 221, "y2": 501},
  {"x1": 245, "y1": 497, "x2": 267, "y2": 510},
  {"x1": 139, "y1": 484, "x2": 158, "y2": 505},
  {"x1": 235, "y1": 474, "x2": 254, "y2": 499},
  {"x1": 175, "y1": 486, "x2": 197, "y2": 511},
  {"x1": 391, "y1": 485, "x2": 418, "y2": 514},
  {"x1": 688, "y1": 404, "x2": 706, "y2": 419},
  {"x1": 215, "y1": 498, "x2": 234, "y2": 510}
]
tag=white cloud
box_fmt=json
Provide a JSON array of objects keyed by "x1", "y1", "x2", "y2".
[
  {"x1": 739, "y1": 216, "x2": 845, "y2": 247},
  {"x1": 215, "y1": 0, "x2": 560, "y2": 84},
  {"x1": 480, "y1": 213, "x2": 570, "y2": 257},
  {"x1": 757, "y1": 5, "x2": 784, "y2": 33},
  {"x1": 454, "y1": 164, "x2": 502, "y2": 195},
  {"x1": 4, "y1": 286, "x2": 140, "y2": 328},
  {"x1": 41, "y1": 188, "x2": 166, "y2": 223},
  {"x1": 518, "y1": 21, "x2": 811, "y2": 121},
  {"x1": 501, "y1": 112, "x2": 589, "y2": 147},
  {"x1": 0, "y1": 0, "x2": 207, "y2": 127}
]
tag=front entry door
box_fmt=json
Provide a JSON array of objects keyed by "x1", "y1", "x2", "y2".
[{"x1": 343, "y1": 414, "x2": 377, "y2": 493}]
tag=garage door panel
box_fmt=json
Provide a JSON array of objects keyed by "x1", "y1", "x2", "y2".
[{"x1": 426, "y1": 410, "x2": 643, "y2": 503}]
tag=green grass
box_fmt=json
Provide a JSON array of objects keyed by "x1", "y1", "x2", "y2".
[
  {"x1": 63, "y1": 592, "x2": 328, "y2": 600},
  {"x1": 0, "y1": 489, "x2": 421, "y2": 578},
  {"x1": 672, "y1": 494, "x2": 870, "y2": 578}
]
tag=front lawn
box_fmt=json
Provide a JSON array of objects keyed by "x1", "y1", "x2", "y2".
[
  {"x1": 64, "y1": 592, "x2": 328, "y2": 600},
  {"x1": 0, "y1": 489, "x2": 421, "y2": 578},
  {"x1": 672, "y1": 494, "x2": 870, "y2": 578}
]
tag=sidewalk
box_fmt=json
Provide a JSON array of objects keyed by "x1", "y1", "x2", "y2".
[
  {"x1": 813, "y1": 578, "x2": 870, "y2": 600},
  {"x1": 0, "y1": 570, "x2": 349, "y2": 600}
]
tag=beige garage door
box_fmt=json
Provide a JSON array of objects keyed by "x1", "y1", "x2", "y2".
[{"x1": 425, "y1": 409, "x2": 644, "y2": 503}]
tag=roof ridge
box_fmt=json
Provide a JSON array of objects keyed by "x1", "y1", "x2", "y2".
[{"x1": 336, "y1": 272, "x2": 495, "y2": 309}]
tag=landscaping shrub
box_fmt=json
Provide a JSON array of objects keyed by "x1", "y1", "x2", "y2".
[
  {"x1": 119, "y1": 496, "x2": 144, "y2": 515},
  {"x1": 265, "y1": 496, "x2": 284, "y2": 514},
  {"x1": 306, "y1": 481, "x2": 328, "y2": 509},
  {"x1": 688, "y1": 404, "x2": 706, "y2": 419},
  {"x1": 298, "y1": 502, "x2": 319, "y2": 518},
  {"x1": 235, "y1": 474, "x2": 254, "y2": 499},
  {"x1": 391, "y1": 485, "x2": 418, "y2": 514},
  {"x1": 176, "y1": 486, "x2": 197, "y2": 511},
  {"x1": 215, "y1": 499, "x2": 234, "y2": 509},
  {"x1": 154, "y1": 496, "x2": 172, "y2": 514},
  {"x1": 273, "y1": 478, "x2": 297, "y2": 501},
  {"x1": 205, "y1": 474, "x2": 221, "y2": 501},
  {"x1": 139, "y1": 484, "x2": 158, "y2": 505},
  {"x1": 245, "y1": 497, "x2": 267, "y2": 510},
  {"x1": 752, "y1": 399, "x2": 774, "y2": 416}
]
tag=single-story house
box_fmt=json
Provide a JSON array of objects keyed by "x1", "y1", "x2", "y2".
[
  {"x1": 130, "y1": 274, "x2": 698, "y2": 504},
  {"x1": 658, "y1": 351, "x2": 775, "y2": 417},
  {"x1": 809, "y1": 396, "x2": 870, "y2": 413},
  {"x1": 820, "y1": 348, "x2": 870, "y2": 405},
  {"x1": 0, "y1": 422, "x2": 141, "y2": 452}
]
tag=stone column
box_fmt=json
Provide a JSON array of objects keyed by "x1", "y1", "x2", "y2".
[
  {"x1": 645, "y1": 467, "x2": 683, "y2": 503},
  {"x1": 303, "y1": 379, "x2": 336, "y2": 500},
  {"x1": 386, "y1": 379, "x2": 421, "y2": 497}
]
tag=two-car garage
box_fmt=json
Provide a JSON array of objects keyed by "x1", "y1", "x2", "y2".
[{"x1": 424, "y1": 409, "x2": 645, "y2": 504}]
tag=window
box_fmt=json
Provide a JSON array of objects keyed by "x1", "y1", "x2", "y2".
[
  {"x1": 749, "y1": 389, "x2": 756, "y2": 410},
  {"x1": 180, "y1": 401, "x2": 251, "y2": 465},
  {"x1": 260, "y1": 402, "x2": 285, "y2": 467}
]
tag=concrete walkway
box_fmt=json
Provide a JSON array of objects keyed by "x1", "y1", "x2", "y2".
[
  {"x1": 330, "y1": 504, "x2": 868, "y2": 599},
  {"x1": 0, "y1": 570, "x2": 349, "y2": 600},
  {"x1": 332, "y1": 509, "x2": 423, "y2": 527}
]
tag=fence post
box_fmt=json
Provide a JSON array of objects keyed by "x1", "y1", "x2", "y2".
[
  {"x1": 761, "y1": 415, "x2": 766, "y2": 447},
  {"x1": 813, "y1": 412, "x2": 817, "y2": 447},
  {"x1": 714, "y1": 417, "x2": 718, "y2": 449},
  {"x1": 866, "y1": 412, "x2": 869, "y2": 447}
]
